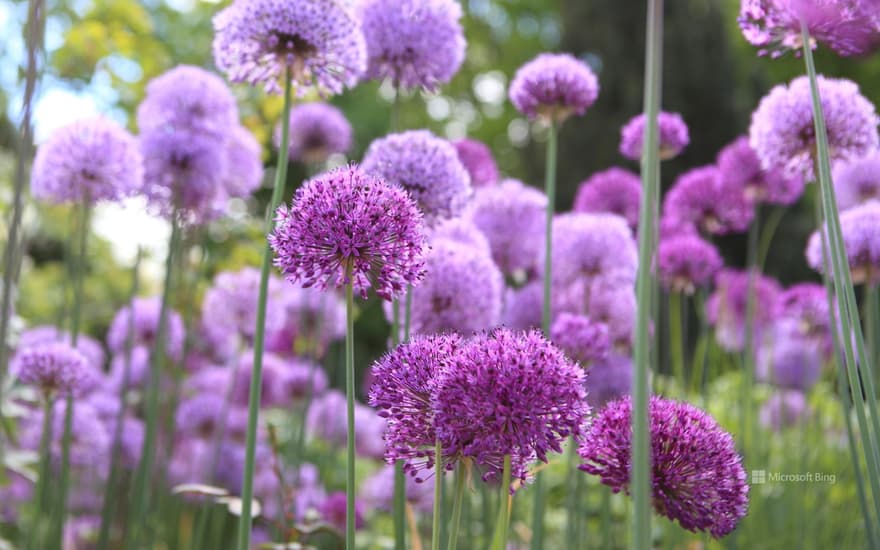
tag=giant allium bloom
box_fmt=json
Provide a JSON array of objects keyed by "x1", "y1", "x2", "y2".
[
  {"x1": 106, "y1": 297, "x2": 186, "y2": 360},
  {"x1": 619, "y1": 111, "x2": 690, "y2": 161},
  {"x1": 663, "y1": 165, "x2": 755, "y2": 235},
  {"x1": 550, "y1": 312, "x2": 610, "y2": 366},
  {"x1": 270, "y1": 165, "x2": 427, "y2": 300},
  {"x1": 275, "y1": 102, "x2": 353, "y2": 164},
  {"x1": 434, "y1": 328, "x2": 589, "y2": 483},
  {"x1": 509, "y1": 53, "x2": 599, "y2": 123},
  {"x1": 717, "y1": 136, "x2": 805, "y2": 205},
  {"x1": 806, "y1": 199, "x2": 880, "y2": 284},
  {"x1": 833, "y1": 152, "x2": 880, "y2": 210},
  {"x1": 657, "y1": 234, "x2": 724, "y2": 294},
  {"x1": 579, "y1": 396, "x2": 749, "y2": 538},
  {"x1": 212, "y1": 0, "x2": 366, "y2": 95},
  {"x1": 453, "y1": 138, "x2": 499, "y2": 188},
  {"x1": 468, "y1": 179, "x2": 547, "y2": 275},
  {"x1": 544, "y1": 212, "x2": 638, "y2": 287},
  {"x1": 572, "y1": 167, "x2": 642, "y2": 230},
  {"x1": 12, "y1": 343, "x2": 95, "y2": 397},
  {"x1": 706, "y1": 269, "x2": 782, "y2": 351},
  {"x1": 582, "y1": 278, "x2": 638, "y2": 350},
  {"x1": 749, "y1": 75, "x2": 879, "y2": 181},
  {"x1": 31, "y1": 116, "x2": 143, "y2": 204},
  {"x1": 359, "y1": 0, "x2": 465, "y2": 91},
  {"x1": 361, "y1": 130, "x2": 471, "y2": 223}
]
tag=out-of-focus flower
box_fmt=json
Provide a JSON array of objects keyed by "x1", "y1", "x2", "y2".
[
  {"x1": 107, "y1": 297, "x2": 185, "y2": 360},
  {"x1": 584, "y1": 352, "x2": 633, "y2": 409},
  {"x1": 806, "y1": 199, "x2": 880, "y2": 284},
  {"x1": 833, "y1": 152, "x2": 880, "y2": 210},
  {"x1": 706, "y1": 269, "x2": 781, "y2": 352},
  {"x1": 663, "y1": 166, "x2": 755, "y2": 236},
  {"x1": 545, "y1": 212, "x2": 638, "y2": 288},
  {"x1": 275, "y1": 102, "x2": 353, "y2": 164},
  {"x1": 573, "y1": 167, "x2": 642, "y2": 231},
  {"x1": 453, "y1": 138, "x2": 499, "y2": 187},
  {"x1": 717, "y1": 136, "x2": 805, "y2": 205},
  {"x1": 12, "y1": 342, "x2": 96, "y2": 397},
  {"x1": 550, "y1": 312, "x2": 611, "y2": 366},
  {"x1": 760, "y1": 390, "x2": 810, "y2": 431},
  {"x1": 619, "y1": 112, "x2": 689, "y2": 161},
  {"x1": 657, "y1": 234, "x2": 724, "y2": 294},
  {"x1": 509, "y1": 53, "x2": 599, "y2": 123}
]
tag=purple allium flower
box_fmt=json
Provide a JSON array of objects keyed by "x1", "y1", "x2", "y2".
[
  {"x1": 361, "y1": 130, "x2": 471, "y2": 223},
  {"x1": 579, "y1": 396, "x2": 749, "y2": 538},
  {"x1": 760, "y1": 390, "x2": 810, "y2": 431},
  {"x1": 756, "y1": 321, "x2": 824, "y2": 390},
  {"x1": 806, "y1": 199, "x2": 880, "y2": 284},
  {"x1": 717, "y1": 135, "x2": 805, "y2": 205},
  {"x1": 468, "y1": 179, "x2": 546, "y2": 275},
  {"x1": 279, "y1": 359, "x2": 328, "y2": 404},
  {"x1": 291, "y1": 463, "x2": 327, "y2": 521},
  {"x1": 657, "y1": 234, "x2": 724, "y2": 294},
  {"x1": 359, "y1": 0, "x2": 465, "y2": 92},
  {"x1": 545, "y1": 212, "x2": 638, "y2": 288},
  {"x1": 619, "y1": 111, "x2": 690, "y2": 161},
  {"x1": 362, "y1": 464, "x2": 435, "y2": 514},
  {"x1": 212, "y1": 0, "x2": 367, "y2": 95},
  {"x1": 17, "y1": 325, "x2": 106, "y2": 369},
  {"x1": 706, "y1": 269, "x2": 782, "y2": 352},
  {"x1": 12, "y1": 342, "x2": 95, "y2": 397},
  {"x1": 582, "y1": 278, "x2": 637, "y2": 350},
  {"x1": 108, "y1": 347, "x2": 150, "y2": 390},
  {"x1": 550, "y1": 312, "x2": 610, "y2": 366},
  {"x1": 833, "y1": 152, "x2": 880, "y2": 210},
  {"x1": 230, "y1": 352, "x2": 299, "y2": 408},
  {"x1": 222, "y1": 125, "x2": 264, "y2": 198},
  {"x1": 266, "y1": 284, "x2": 346, "y2": 358},
  {"x1": 453, "y1": 138, "x2": 499, "y2": 188},
  {"x1": 270, "y1": 164, "x2": 427, "y2": 300},
  {"x1": 320, "y1": 491, "x2": 365, "y2": 532},
  {"x1": 572, "y1": 167, "x2": 642, "y2": 230},
  {"x1": 24, "y1": 401, "x2": 111, "y2": 470},
  {"x1": 275, "y1": 102, "x2": 353, "y2": 164},
  {"x1": 659, "y1": 215, "x2": 699, "y2": 240},
  {"x1": 430, "y1": 217, "x2": 492, "y2": 257},
  {"x1": 307, "y1": 390, "x2": 348, "y2": 446},
  {"x1": 508, "y1": 53, "x2": 599, "y2": 123},
  {"x1": 31, "y1": 116, "x2": 143, "y2": 204},
  {"x1": 176, "y1": 394, "x2": 229, "y2": 439},
  {"x1": 502, "y1": 281, "x2": 544, "y2": 331},
  {"x1": 585, "y1": 352, "x2": 633, "y2": 408},
  {"x1": 663, "y1": 166, "x2": 755, "y2": 235},
  {"x1": 434, "y1": 328, "x2": 589, "y2": 483},
  {"x1": 749, "y1": 75, "x2": 879, "y2": 181},
  {"x1": 778, "y1": 283, "x2": 833, "y2": 355},
  {"x1": 107, "y1": 297, "x2": 185, "y2": 360}
]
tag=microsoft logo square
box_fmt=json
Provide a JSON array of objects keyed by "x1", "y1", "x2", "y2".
[{"x1": 751, "y1": 470, "x2": 766, "y2": 484}]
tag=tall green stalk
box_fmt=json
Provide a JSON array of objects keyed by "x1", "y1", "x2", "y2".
[
  {"x1": 446, "y1": 465, "x2": 465, "y2": 550},
  {"x1": 235, "y1": 67, "x2": 293, "y2": 550},
  {"x1": 741, "y1": 215, "x2": 760, "y2": 453},
  {"x1": 344, "y1": 274, "x2": 356, "y2": 550},
  {"x1": 668, "y1": 291, "x2": 685, "y2": 390},
  {"x1": 30, "y1": 396, "x2": 54, "y2": 549},
  {"x1": 865, "y1": 285, "x2": 878, "y2": 370},
  {"x1": 432, "y1": 440, "x2": 443, "y2": 550},
  {"x1": 490, "y1": 455, "x2": 512, "y2": 550}
]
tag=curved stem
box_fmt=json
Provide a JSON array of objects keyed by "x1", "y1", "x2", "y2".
[
  {"x1": 344, "y1": 275, "x2": 356, "y2": 549},
  {"x1": 446, "y1": 465, "x2": 465, "y2": 550}
]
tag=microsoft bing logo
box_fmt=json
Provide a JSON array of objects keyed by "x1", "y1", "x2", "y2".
[{"x1": 751, "y1": 470, "x2": 766, "y2": 484}]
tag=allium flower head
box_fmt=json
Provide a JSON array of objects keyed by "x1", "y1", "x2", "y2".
[
  {"x1": 320, "y1": 492, "x2": 365, "y2": 531},
  {"x1": 582, "y1": 278, "x2": 638, "y2": 350},
  {"x1": 361, "y1": 130, "x2": 471, "y2": 223},
  {"x1": 663, "y1": 165, "x2": 755, "y2": 235},
  {"x1": 806, "y1": 199, "x2": 880, "y2": 284},
  {"x1": 760, "y1": 390, "x2": 810, "y2": 431},
  {"x1": 434, "y1": 328, "x2": 589, "y2": 483},
  {"x1": 223, "y1": 125, "x2": 264, "y2": 198},
  {"x1": 502, "y1": 281, "x2": 543, "y2": 331},
  {"x1": 468, "y1": 179, "x2": 547, "y2": 275},
  {"x1": 550, "y1": 312, "x2": 610, "y2": 366},
  {"x1": 619, "y1": 111, "x2": 690, "y2": 161},
  {"x1": 107, "y1": 297, "x2": 186, "y2": 360},
  {"x1": 17, "y1": 325, "x2": 105, "y2": 369},
  {"x1": 833, "y1": 152, "x2": 880, "y2": 210},
  {"x1": 717, "y1": 135, "x2": 805, "y2": 205},
  {"x1": 509, "y1": 53, "x2": 599, "y2": 123},
  {"x1": 749, "y1": 75, "x2": 879, "y2": 181},
  {"x1": 31, "y1": 116, "x2": 143, "y2": 204},
  {"x1": 453, "y1": 138, "x2": 499, "y2": 187},
  {"x1": 266, "y1": 284, "x2": 346, "y2": 358},
  {"x1": 579, "y1": 396, "x2": 749, "y2": 538},
  {"x1": 307, "y1": 390, "x2": 348, "y2": 446},
  {"x1": 276, "y1": 102, "x2": 353, "y2": 164},
  {"x1": 12, "y1": 343, "x2": 95, "y2": 396},
  {"x1": 706, "y1": 269, "x2": 782, "y2": 351},
  {"x1": 755, "y1": 321, "x2": 823, "y2": 390},
  {"x1": 584, "y1": 352, "x2": 632, "y2": 408},
  {"x1": 778, "y1": 283, "x2": 833, "y2": 355},
  {"x1": 359, "y1": 0, "x2": 465, "y2": 92},
  {"x1": 270, "y1": 165, "x2": 427, "y2": 300},
  {"x1": 657, "y1": 234, "x2": 723, "y2": 294},
  {"x1": 545, "y1": 212, "x2": 638, "y2": 287},
  {"x1": 430, "y1": 217, "x2": 492, "y2": 257},
  {"x1": 573, "y1": 167, "x2": 642, "y2": 230},
  {"x1": 212, "y1": 0, "x2": 367, "y2": 95}
]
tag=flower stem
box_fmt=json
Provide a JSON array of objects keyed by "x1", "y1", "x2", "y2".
[
  {"x1": 865, "y1": 284, "x2": 878, "y2": 371},
  {"x1": 668, "y1": 291, "x2": 685, "y2": 390},
  {"x1": 490, "y1": 455, "x2": 512, "y2": 550},
  {"x1": 345, "y1": 274, "x2": 356, "y2": 549},
  {"x1": 740, "y1": 213, "x2": 760, "y2": 453},
  {"x1": 446, "y1": 465, "x2": 465, "y2": 550},
  {"x1": 30, "y1": 395, "x2": 54, "y2": 549},
  {"x1": 432, "y1": 439, "x2": 443, "y2": 550}
]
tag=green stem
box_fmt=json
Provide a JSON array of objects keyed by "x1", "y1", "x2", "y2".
[
  {"x1": 741, "y1": 213, "x2": 760, "y2": 453},
  {"x1": 235, "y1": 66, "x2": 293, "y2": 550},
  {"x1": 668, "y1": 291, "x2": 685, "y2": 391},
  {"x1": 756, "y1": 207, "x2": 785, "y2": 271},
  {"x1": 490, "y1": 455, "x2": 512, "y2": 550},
  {"x1": 866, "y1": 285, "x2": 878, "y2": 371},
  {"x1": 30, "y1": 395, "x2": 54, "y2": 549},
  {"x1": 432, "y1": 439, "x2": 443, "y2": 550},
  {"x1": 446, "y1": 465, "x2": 465, "y2": 550},
  {"x1": 345, "y1": 276, "x2": 356, "y2": 550},
  {"x1": 600, "y1": 487, "x2": 611, "y2": 550}
]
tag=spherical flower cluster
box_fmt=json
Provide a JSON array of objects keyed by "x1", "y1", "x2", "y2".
[
  {"x1": 833, "y1": 153, "x2": 880, "y2": 211},
  {"x1": 502, "y1": 281, "x2": 544, "y2": 331},
  {"x1": 777, "y1": 283, "x2": 833, "y2": 355},
  {"x1": 619, "y1": 111, "x2": 690, "y2": 161},
  {"x1": 275, "y1": 102, "x2": 353, "y2": 164},
  {"x1": 453, "y1": 138, "x2": 499, "y2": 187},
  {"x1": 579, "y1": 396, "x2": 749, "y2": 538},
  {"x1": 663, "y1": 165, "x2": 755, "y2": 235},
  {"x1": 12, "y1": 343, "x2": 94, "y2": 397},
  {"x1": 749, "y1": 75, "x2": 879, "y2": 181},
  {"x1": 508, "y1": 53, "x2": 600, "y2": 123},
  {"x1": 468, "y1": 179, "x2": 547, "y2": 275},
  {"x1": 582, "y1": 278, "x2": 638, "y2": 349},
  {"x1": 358, "y1": 0, "x2": 465, "y2": 92},
  {"x1": 31, "y1": 116, "x2": 143, "y2": 204},
  {"x1": 717, "y1": 136, "x2": 805, "y2": 205},
  {"x1": 545, "y1": 212, "x2": 638, "y2": 287},
  {"x1": 320, "y1": 492, "x2": 366, "y2": 532},
  {"x1": 573, "y1": 167, "x2": 642, "y2": 230},
  {"x1": 584, "y1": 352, "x2": 632, "y2": 408},
  {"x1": 657, "y1": 234, "x2": 724, "y2": 294},
  {"x1": 550, "y1": 312, "x2": 610, "y2": 366},
  {"x1": 361, "y1": 130, "x2": 471, "y2": 223},
  {"x1": 266, "y1": 284, "x2": 347, "y2": 358},
  {"x1": 755, "y1": 322, "x2": 824, "y2": 391},
  {"x1": 212, "y1": 0, "x2": 366, "y2": 95},
  {"x1": 269, "y1": 165, "x2": 427, "y2": 300},
  {"x1": 17, "y1": 326, "x2": 105, "y2": 369},
  {"x1": 806, "y1": 199, "x2": 880, "y2": 284},
  {"x1": 306, "y1": 390, "x2": 348, "y2": 446},
  {"x1": 107, "y1": 297, "x2": 186, "y2": 360},
  {"x1": 223, "y1": 125, "x2": 265, "y2": 198},
  {"x1": 430, "y1": 217, "x2": 491, "y2": 257},
  {"x1": 706, "y1": 269, "x2": 781, "y2": 352}
]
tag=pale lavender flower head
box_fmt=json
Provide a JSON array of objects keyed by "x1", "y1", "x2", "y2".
[
  {"x1": 107, "y1": 297, "x2": 185, "y2": 360},
  {"x1": 307, "y1": 390, "x2": 348, "y2": 446},
  {"x1": 453, "y1": 138, "x2": 499, "y2": 188},
  {"x1": 468, "y1": 179, "x2": 547, "y2": 275},
  {"x1": 12, "y1": 342, "x2": 95, "y2": 397},
  {"x1": 435, "y1": 328, "x2": 589, "y2": 483},
  {"x1": 320, "y1": 492, "x2": 366, "y2": 531},
  {"x1": 230, "y1": 352, "x2": 296, "y2": 408},
  {"x1": 657, "y1": 234, "x2": 724, "y2": 294},
  {"x1": 362, "y1": 464, "x2": 435, "y2": 514},
  {"x1": 583, "y1": 278, "x2": 638, "y2": 350},
  {"x1": 833, "y1": 152, "x2": 880, "y2": 210},
  {"x1": 585, "y1": 352, "x2": 633, "y2": 408},
  {"x1": 275, "y1": 102, "x2": 353, "y2": 164},
  {"x1": 212, "y1": 0, "x2": 366, "y2": 95},
  {"x1": 430, "y1": 217, "x2": 492, "y2": 257},
  {"x1": 663, "y1": 165, "x2": 755, "y2": 235},
  {"x1": 509, "y1": 53, "x2": 600, "y2": 123},
  {"x1": 502, "y1": 281, "x2": 544, "y2": 331},
  {"x1": 579, "y1": 396, "x2": 749, "y2": 538},
  {"x1": 270, "y1": 165, "x2": 428, "y2": 300},
  {"x1": 361, "y1": 130, "x2": 471, "y2": 223},
  {"x1": 717, "y1": 136, "x2": 805, "y2": 205},
  {"x1": 31, "y1": 116, "x2": 143, "y2": 204},
  {"x1": 545, "y1": 212, "x2": 638, "y2": 287},
  {"x1": 17, "y1": 325, "x2": 105, "y2": 369},
  {"x1": 706, "y1": 269, "x2": 782, "y2": 351},
  {"x1": 108, "y1": 347, "x2": 151, "y2": 390},
  {"x1": 573, "y1": 167, "x2": 642, "y2": 230},
  {"x1": 760, "y1": 390, "x2": 810, "y2": 431},
  {"x1": 223, "y1": 125, "x2": 264, "y2": 198},
  {"x1": 756, "y1": 321, "x2": 824, "y2": 390},
  {"x1": 550, "y1": 312, "x2": 610, "y2": 366},
  {"x1": 806, "y1": 199, "x2": 880, "y2": 284},
  {"x1": 279, "y1": 359, "x2": 328, "y2": 405},
  {"x1": 355, "y1": 405, "x2": 388, "y2": 460},
  {"x1": 619, "y1": 111, "x2": 690, "y2": 161},
  {"x1": 359, "y1": 0, "x2": 465, "y2": 92},
  {"x1": 778, "y1": 283, "x2": 833, "y2": 355},
  {"x1": 175, "y1": 394, "x2": 229, "y2": 439},
  {"x1": 749, "y1": 75, "x2": 879, "y2": 181}
]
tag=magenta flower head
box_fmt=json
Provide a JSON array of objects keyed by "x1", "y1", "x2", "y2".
[
  {"x1": 573, "y1": 167, "x2": 642, "y2": 230},
  {"x1": 358, "y1": 0, "x2": 465, "y2": 92},
  {"x1": 468, "y1": 179, "x2": 547, "y2": 275},
  {"x1": 453, "y1": 138, "x2": 499, "y2": 188},
  {"x1": 12, "y1": 343, "x2": 95, "y2": 398},
  {"x1": 717, "y1": 135, "x2": 805, "y2": 205},
  {"x1": 706, "y1": 269, "x2": 781, "y2": 351},
  {"x1": 550, "y1": 312, "x2": 610, "y2": 366},
  {"x1": 545, "y1": 212, "x2": 638, "y2": 288},
  {"x1": 269, "y1": 164, "x2": 428, "y2": 300},
  {"x1": 509, "y1": 53, "x2": 600, "y2": 123},
  {"x1": 579, "y1": 396, "x2": 749, "y2": 538},
  {"x1": 663, "y1": 165, "x2": 755, "y2": 235},
  {"x1": 361, "y1": 130, "x2": 471, "y2": 223},
  {"x1": 833, "y1": 152, "x2": 880, "y2": 210},
  {"x1": 657, "y1": 234, "x2": 723, "y2": 295},
  {"x1": 749, "y1": 75, "x2": 879, "y2": 181},
  {"x1": 275, "y1": 102, "x2": 353, "y2": 164},
  {"x1": 31, "y1": 116, "x2": 143, "y2": 204},
  {"x1": 434, "y1": 328, "x2": 589, "y2": 483},
  {"x1": 212, "y1": 0, "x2": 366, "y2": 95},
  {"x1": 619, "y1": 111, "x2": 690, "y2": 161},
  {"x1": 806, "y1": 199, "x2": 880, "y2": 284}
]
